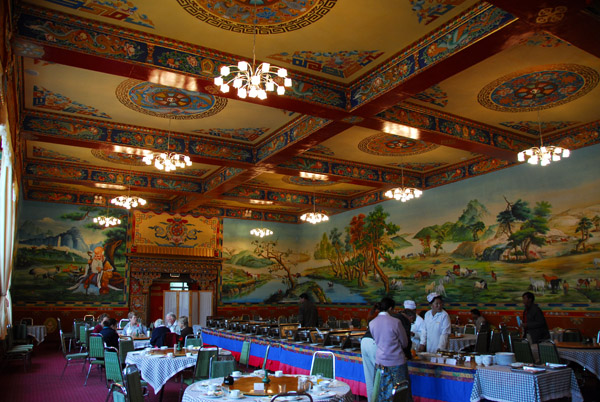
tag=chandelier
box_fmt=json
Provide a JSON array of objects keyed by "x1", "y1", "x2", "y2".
[
  {"x1": 250, "y1": 228, "x2": 273, "y2": 238},
  {"x1": 110, "y1": 172, "x2": 147, "y2": 210},
  {"x1": 385, "y1": 165, "x2": 422, "y2": 202},
  {"x1": 213, "y1": 3, "x2": 292, "y2": 100},
  {"x1": 300, "y1": 193, "x2": 329, "y2": 224},
  {"x1": 142, "y1": 120, "x2": 192, "y2": 172},
  {"x1": 93, "y1": 208, "x2": 121, "y2": 228},
  {"x1": 517, "y1": 112, "x2": 570, "y2": 166}
]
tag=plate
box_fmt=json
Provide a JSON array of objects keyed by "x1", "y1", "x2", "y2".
[
  {"x1": 229, "y1": 395, "x2": 245, "y2": 399},
  {"x1": 546, "y1": 363, "x2": 568, "y2": 369},
  {"x1": 510, "y1": 362, "x2": 525, "y2": 368},
  {"x1": 202, "y1": 394, "x2": 224, "y2": 399},
  {"x1": 309, "y1": 343, "x2": 320, "y2": 346},
  {"x1": 310, "y1": 391, "x2": 336, "y2": 398},
  {"x1": 280, "y1": 397, "x2": 303, "y2": 401},
  {"x1": 324, "y1": 345, "x2": 336, "y2": 349}
]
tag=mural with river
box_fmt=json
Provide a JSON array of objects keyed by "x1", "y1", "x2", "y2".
[{"x1": 221, "y1": 145, "x2": 600, "y2": 307}]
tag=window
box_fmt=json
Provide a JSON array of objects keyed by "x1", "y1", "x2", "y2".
[{"x1": 170, "y1": 281, "x2": 189, "y2": 290}]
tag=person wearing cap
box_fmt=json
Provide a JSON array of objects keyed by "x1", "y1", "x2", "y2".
[
  {"x1": 404, "y1": 300, "x2": 424, "y2": 350},
  {"x1": 369, "y1": 297, "x2": 412, "y2": 402},
  {"x1": 418, "y1": 292, "x2": 451, "y2": 354}
]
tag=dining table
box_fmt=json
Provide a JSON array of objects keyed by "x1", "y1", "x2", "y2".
[
  {"x1": 26, "y1": 325, "x2": 48, "y2": 343},
  {"x1": 125, "y1": 347, "x2": 233, "y2": 394},
  {"x1": 182, "y1": 372, "x2": 352, "y2": 402},
  {"x1": 448, "y1": 334, "x2": 476, "y2": 352},
  {"x1": 555, "y1": 341, "x2": 600, "y2": 379},
  {"x1": 470, "y1": 365, "x2": 583, "y2": 402}
]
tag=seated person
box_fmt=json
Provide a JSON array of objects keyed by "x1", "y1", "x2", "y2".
[
  {"x1": 178, "y1": 316, "x2": 193, "y2": 339},
  {"x1": 165, "y1": 312, "x2": 179, "y2": 334},
  {"x1": 92, "y1": 313, "x2": 109, "y2": 334},
  {"x1": 150, "y1": 319, "x2": 171, "y2": 347},
  {"x1": 100, "y1": 318, "x2": 119, "y2": 349},
  {"x1": 471, "y1": 309, "x2": 489, "y2": 333},
  {"x1": 122, "y1": 311, "x2": 147, "y2": 337}
]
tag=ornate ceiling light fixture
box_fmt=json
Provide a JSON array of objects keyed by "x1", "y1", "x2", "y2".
[
  {"x1": 250, "y1": 228, "x2": 273, "y2": 238},
  {"x1": 213, "y1": 3, "x2": 292, "y2": 100},
  {"x1": 110, "y1": 171, "x2": 147, "y2": 210},
  {"x1": 93, "y1": 205, "x2": 121, "y2": 228},
  {"x1": 300, "y1": 193, "x2": 329, "y2": 224},
  {"x1": 384, "y1": 164, "x2": 422, "y2": 202},
  {"x1": 142, "y1": 120, "x2": 192, "y2": 172},
  {"x1": 518, "y1": 111, "x2": 570, "y2": 166}
]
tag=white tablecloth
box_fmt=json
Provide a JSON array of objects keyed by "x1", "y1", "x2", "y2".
[
  {"x1": 448, "y1": 334, "x2": 476, "y2": 352},
  {"x1": 183, "y1": 375, "x2": 352, "y2": 402},
  {"x1": 470, "y1": 365, "x2": 582, "y2": 402},
  {"x1": 27, "y1": 325, "x2": 47, "y2": 343},
  {"x1": 558, "y1": 347, "x2": 600, "y2": 379},
  {"x1": 126, "y1": 348, "x2": 232, "y2": 393}
]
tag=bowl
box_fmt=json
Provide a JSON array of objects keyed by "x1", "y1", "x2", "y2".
[{"x1": 495, "y1": 352, "x2": 516, "y2": 366}]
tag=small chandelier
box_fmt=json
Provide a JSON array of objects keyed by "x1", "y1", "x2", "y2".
[
  {"x1": 142, "y1": 120, "x2": 192, "y2": 172},
  {"x1": 250, "y1": 228, "x2": 273, "y2": 237},
  {"x1": 385, "y1": 165, "x2": 422, "y2": 202},
  {"x1": 518, "y1": 111, "x2": 570, "y2": 166},
  {"x1": 110, "y1": 195, "x2": 146, "y2": 210},
  {"x1": 93, "y1": 211, "x2": 121, "y2": 228},
  {"x1": 213, "y1": 3, "x2": 292, "y2": 100},
  {"x1": 300, "y1": 193, "x2": 329, "y2": 224}
]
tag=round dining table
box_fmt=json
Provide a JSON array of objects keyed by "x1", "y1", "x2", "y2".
[
  {"x1": 182, "y1": 373, "x2": 352, "y2": 402},
  {"x1": 26, "y1": 325, "x2": 48, "y2": 343},
  {"x1": 448, "y1": 333, "x2": 476, "y2": 352},
  {"x1": 126, "y1": 347, "x2": 233, "y2": 393},
  {"x1": 555, "y1": 341, "x2": 600, "y2": 379}
]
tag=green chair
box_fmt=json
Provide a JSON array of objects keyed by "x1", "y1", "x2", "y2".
[
  {"x1": 73, "y1": 321, "x2": 85, "y2": 350},
  {"x1": 563, "y1": 329, "x2": 583, "y2": 342},
  {"x1": 179, "y1": 348, "x2": 219, "y2": 401},
  {"x1": 489, "y1": 330, "x2": 503, "y2": 354},
  {"x1": 310, "y1": 351, "x2": 335, "y2": 379},
  {"x1": 538, "y1": 341, "x2": 561, "y2": 364},
  {"x1": 85, "y1": 333, "x2": 106, "y2": 385},
  {"x1": 392, "y1": 380, "x2": 410, "y2": 402},
  {"x1": 464, "y1": 324, "x2": 476, "y2": 335},
  {"x1": 59, "y1": 329, "x2": 88, "y2": 379},
  {"x1": 209, "y1": 357, "x2": 236, "y2": 378},
  {"x1": 80, "y1": 325, "x2": 92, "y2": 352},
  {"x1": 12, "y1": 324, "x2": 31, "y2": 346},
  {"x1": 185, "y1": 336, "x2": 203, "y2": 348},
  {"x1": 104, "y1": 347, "x2": 147, "y2": 402},
  {"x1": 475, "y1": 332, "x2": 489, "y2": 355},
  {"x1": 239, "y1": 340, "x2": 251, "y2": 370},
  {"x1": 6, "y1": 325, "x2": 33, "y2": 352},
  {"x1": 371, "y1": 367, "x2": 382, "y2": 402},
  {"x1": 510, "y1": 335, "x2": 535, "y2": 364},
  {"x1": 118, "y1": 338, "x2": 134, "y2": 367},
  {"x1": 121, "y1": 364, "x2": 145, "y2": 402},
  {"x1": 58, "y1": 317, "x2": 75, "y2": 352}
]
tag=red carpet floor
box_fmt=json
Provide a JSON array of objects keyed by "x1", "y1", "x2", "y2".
[{"x1": 0, "y1": 341, "x2": 185, "y2": 402}]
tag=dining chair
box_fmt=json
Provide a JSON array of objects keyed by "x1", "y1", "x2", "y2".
[
  {"x1": 179, "y1": 348, "x2": 219, "y2": 401},
  {"x1": 371, "y1": 367, "x2": 382, "y2": 402},
  {"x1": 239, "y1": 340, "x2": 251, "y2": 370},
  {"x1": 20, "y1": 317, "x2": 34, "y2": 326},
  {"x1": 84, "y1": 314, "x2": 95, "y2": 322},
  {"x1": 209, "y1": 356, "x2": 236, "y2": 378},
  {"x1": 562, "y1": 328, "x2": 583, "y2": 342},
  {"x1": 79, "y1": 325, "x2": 91, "y2": 352},
  {"x1": 122, "y1": 364, "x2": 145, "y2": 402},
  {"x1": 185, "y1": 336, "x2": 203, "y2": 348},
  {"x1": 192, "y1": 324, "x2": 202, "y2": 336},
  {"x1": 464, "y1": 324, "x2": 476, "y2": 335},
  {"x1": 73, "y1": 321, "x2": 85, "y2": 350},
  {"x1": 310, "y1": 351, "x2": 335, "y2": 379},
  {"x1": 3, "y1": 326, "x2": 33, "y2": 372},
  {"x1": 57, "y1": 317, "x2": 75, "y2": 352},
  {"x1": 475, "y1": 331, "x2": 489, "y2": 355},
  {"x1": 270, "y1": 391, "x2": 313, "y2": 402},
  {"x1": 596, "y1": 330, "x2": 600, "y2": 344},
  {"x1": 85, "y1": 333, "x2": 106, "y2": 386},
  {"x1": 13, "y1": 323, "x2": 31, "y2": 346},
  {"x1": 59, "y1": 329, "x2": 88, "y2": 379},
  {"x1": 489, "y1": 330, "x2": 503, "y2": 353},
  {"x1": 392, "y1": 380, "x2": 410, "y2": 402},
  {"x1": 510, "y1": 335, "x2": 535, "y2": 364},
  {"x1": 118, "y1": 319, "x2": 129, "y2": 329},
  {"x1": 6, "y1": 325, "x2": 33, "y2": 352},
  {"x1": 538, "y1": 341, "x2": 561, "y2": 364},
  {"x1": 104, "y1": 347, "x2": 148, "y2": 402},
  {"x1": 164, "y1": 332, "x2": 178, "y2": 347},
  {"x1": 118, "y1": 337, "x2": 134, "y2": 367}
]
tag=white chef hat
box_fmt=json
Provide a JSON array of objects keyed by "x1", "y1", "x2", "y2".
[
  {"x1": 427, "y1": 292, "x2": 440, "y2": 303},
  {"x1": 403, "y1": 300, "x2": 417, "y2": 309}
]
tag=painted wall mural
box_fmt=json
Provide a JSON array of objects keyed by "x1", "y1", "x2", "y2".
[
  {"x1": 221, "y1": 144, "x2": 600, "y2": 309},
  {"x1": 12, "y1": 202, "x2": 128, "y2": 305}
]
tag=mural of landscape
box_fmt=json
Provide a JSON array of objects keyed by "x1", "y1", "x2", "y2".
[
  {"x1": 222, "y1": 145, "x2": 600, "y2": 306},
  {"x1": 12, "y1": 202, "x2": 128, "y2": 305}
]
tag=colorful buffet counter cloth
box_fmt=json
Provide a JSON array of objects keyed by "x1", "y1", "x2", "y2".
[
  {"x1": 201, "y1": 328, "x2": 476, "y2": 401},
  {"x1": 470, "y1": 365, "x2": 583, "y2": 402}
]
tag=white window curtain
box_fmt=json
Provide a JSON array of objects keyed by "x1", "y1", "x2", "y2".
[{"x1": 0, "y1": 124, "x2": 17, "y2": 339}]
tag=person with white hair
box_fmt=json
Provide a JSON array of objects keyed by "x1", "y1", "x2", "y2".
[
  {"x1": 150, "y1": 318, "x2": 171, "y2": 347},
  {"x1": 404, "y1": 300, "x2": 424, "y2": 350},
  {"x1": 165, "y1": 312, "x2": 179, "y2": 334},
  {"x1": 418, "y1": 293, "x2": 451, "y2": 354}
]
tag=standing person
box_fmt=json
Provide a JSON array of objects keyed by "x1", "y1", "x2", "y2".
[
  {"x1": 298, "y1": 293, "x2": 318, "y2": 327},
  {"x1": 369, "y1": 297, "x2": 412, "y2": 402},
  {"x1": 92, "y1": 313, "x2": 109, "y2": 333},
  {"x1": 100, "y1": 318, "x2": 119, "y2": 349},
  {"x1": 470, "y1": 309, "x2": 489, "y2": 333},
  {"x1": 150, "y1": 319, "x2": 171, "y2": 347},
  {"x1": 404, "y1": 300, "x2": 424, "y2": 350},
  {"x1": 418, "y1": 293, "x2": 451, "y2": 353},
  {"x1": 122, "y1": 311, "x2": 146, "y2": 336},
  {"x1": 522, "y1": 291, "x2": 550, "y2": 343},
  {"x1": 360, "y1": 303, "x2": 380, "y2": 402},
  {"x1": 393, "y1": 308, "x2": 416, "y2": 360},
  {"x1": 165, "y1": 312, "x2": 179, "y2": 334}
]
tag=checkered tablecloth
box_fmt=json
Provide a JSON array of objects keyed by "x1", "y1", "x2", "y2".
[
  {"x1": 449, "y1": 334, "x2": 477, "y2": 352},
  {"x1": 133, "y1": 339, "x2": 151, "y2": 349},
  {"x1": 126, "y1": 348, "x2": 233, "y2": 393},
  {"x1": 27, "y1": 325, "x2": 47, "y2": 343},
  {"x1": 558, "y1": 348, "x2": 600, "y2": 379},
  {"x1": 469, "y1": 365, "x2": 582, "y2": 402},
  {"x1": 183, "y1": 375, "x2": 352, "y2": 402}
]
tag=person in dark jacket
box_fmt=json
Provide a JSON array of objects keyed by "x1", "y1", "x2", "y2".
[
  {"x1": 522, "y1": 291, "x2": 550, "y2": 343},
  {"x1": 150, "y1": 318, "x2": 171, "y2": 347},
  {"x1": 100, "y1": 318, "x2": 119, "y2": 349},
  {"x1": 178, "y1": 316, "x2": 194, "y2": 339},
  {"x1": 298, "y1": 293, "x2": 319, "y2": 327}
]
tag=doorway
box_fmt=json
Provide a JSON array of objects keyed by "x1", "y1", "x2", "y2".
[{"x1": 163, "y1": 290, "x2": 213, "y2": 326}]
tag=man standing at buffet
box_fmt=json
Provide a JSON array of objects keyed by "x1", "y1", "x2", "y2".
[
  {"x1": 298, "y1": 293, "x2": 319, "y2": 327},
  {"x1": 522, "y1": 291, "x2": 550, "y2": 343}
]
